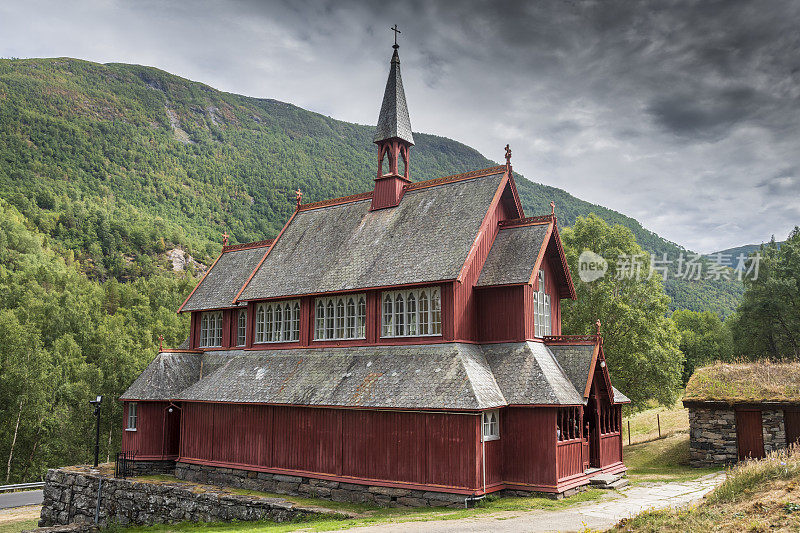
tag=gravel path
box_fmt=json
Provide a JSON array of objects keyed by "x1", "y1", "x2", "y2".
[{"x1": 347, "y1": 473, "x2": 724, "y2": 533}]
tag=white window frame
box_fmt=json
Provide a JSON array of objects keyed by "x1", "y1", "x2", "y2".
[
  {"x1": 482, "y1": 409, "x2": 499, "y2": 441},
  {"x1": 534, "y1": 270, "x2": 551, "y2": 337},
  {"x1": 313, "y1": 294, "x2": 367, "y2": 341},
  {"x1": 236, "y1": 309, "x2": 247, "y2": 346},
  {"x1": 254, "y1": 300, "x2": 301, "y2": 343},
  {"x1": 199, "y1": 311, "x2": 223, "y2": 347},
  {"x1": 126, "y1": 402, "x2": 138, "y2": 431},
  {"x1": 381, "y1": 287, "x2": 441, "y2": 338}
]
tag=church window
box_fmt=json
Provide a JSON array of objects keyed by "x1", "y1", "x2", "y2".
[
  {"x1": 126, "y1": 402, "x2": 138, "y2": 431},
  {"x1": 482, "y1": 410, "x2": 499, "y2": 441},
  {"x1": 534, "y1": 270, "x2": 551, "y2": 337},
  {"x1": 236, "y1": 309, "x2": 247, "y2": 346},
  {"x1": 314, "y1": 294, "x2": 368, "y2": 340},
  {"x1": 254, "y1": 300, "x2": 300, "y2": 343},
  {"x1": 381, "y1": 287, "x2": 442, "y2": 338},
  {"x1": 199, "y1": 311, "x2": 223, "y2": 347}
]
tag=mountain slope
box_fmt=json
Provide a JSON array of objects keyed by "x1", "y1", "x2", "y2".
[{"x1": 0, "y1": 57, "x2": 741, "y2": 314}]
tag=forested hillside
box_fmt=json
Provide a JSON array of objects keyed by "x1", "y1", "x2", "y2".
[{"x1": 0, "y1": 57, "x2": 740, "y2": 313}]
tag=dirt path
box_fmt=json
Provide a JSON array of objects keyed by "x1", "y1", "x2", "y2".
[{"x1": 347, "y1": 473, "x2": 724, "y2": 532}]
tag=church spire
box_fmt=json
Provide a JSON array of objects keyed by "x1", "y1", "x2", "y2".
[{"x1": 371, "y1": 26, "x2": 414, "y2": 210}]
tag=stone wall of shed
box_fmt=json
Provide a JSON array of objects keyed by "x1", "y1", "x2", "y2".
[
  {"x1": 762, "y1": 409, "x2": 787, "y2": 455},
  {"x1": 688, "y1": 407, "x2": 738, "y2": 467},
  {"x1": 175, "y1": 462, "x2": 469, "y2": 508},
  {"x1": 38, "y1": 467, "x2": 328, "y2": 528}
]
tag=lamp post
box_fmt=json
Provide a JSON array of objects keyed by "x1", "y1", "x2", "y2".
[{"x1": 89, "y1": 395, "x2": 102, "y2": 467}]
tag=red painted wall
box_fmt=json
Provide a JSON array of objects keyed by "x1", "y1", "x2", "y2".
[
  {"x1": 502, "y1": 407, "x2": 558, "y2": 489},
  {"x1": 476, "y1": 286, "x2": 525, "y2": 342},
  {"x1": 121, "y1": 401, "x2": 180, "y2": 460},
  {"x1": 179, "y1": 403, "x2": 481, "y2": 491}
]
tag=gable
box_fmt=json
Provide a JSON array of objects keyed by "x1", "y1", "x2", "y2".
[{"x1": 237, "y1": 171, "x2": 506, "y2": 301}]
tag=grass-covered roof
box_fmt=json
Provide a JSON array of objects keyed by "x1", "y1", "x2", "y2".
[{"x1": 684, "y1": 362, "x2": 800, "y2": 403}]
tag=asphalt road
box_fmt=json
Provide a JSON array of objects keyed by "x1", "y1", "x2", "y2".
[{"x1": 0, "y1": 490, "x2": 43, "y2": 510}]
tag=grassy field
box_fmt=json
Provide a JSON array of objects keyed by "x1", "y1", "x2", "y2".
[
  {"x1": 623, "y1": 401, "x2": 689, "y2": 445},
  {"x1": 613, "y1": 446, "x2": 800, "y2": 532}
]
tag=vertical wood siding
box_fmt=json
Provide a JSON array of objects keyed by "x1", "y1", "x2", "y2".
[
  {"x1": 599, "y1": 434, "x2": 622, "y2": 466},
  {"x1": 556, "y1": 441, "x2": 583, "y2": 480},
  {"x1": 121, "y1": 401, "x2": 177, "y2": 459},
  {"x1": 476, "y1": 286, "x2": 525, "y2": 342},
  {"x1": 502, "y1": 407, "x2": 557, "y2": 487},
  {"x1": 179, "y1": 403, "x2": 480, "y2": 490}
]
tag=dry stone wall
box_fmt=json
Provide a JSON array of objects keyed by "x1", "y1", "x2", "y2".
[
  {"x1": 689, "y1": 407, "x2": 738, "y2": 467},
  {"x1": 38, "y1": 467, "x2": 333, "y2": 528},
  {"x1": 762, "y1": 409, "x2": 787, "y2": 454}
]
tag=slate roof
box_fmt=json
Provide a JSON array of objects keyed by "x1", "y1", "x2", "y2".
[
  {"x1": 476, "y1": 223, "x2": 551, "y2": 287},
  {"x1": 238, "y1": 172, "x2": 505, "y2": 301},
  {"x1": 175, "y1": 344, "x2": 506, "y2": 410},
  {"x1": 120, "y1": 351, "x2": 202, "y2": 401},
  {"x1": 547, "y1": 343, "x2": 595, "y2": 398},
  {"x1": 374, "y1": 48, "x2": 414, "y2": 145},
  {"x1": 482, "y1": 342, "x2": 584, "y2": 405},
  {"x1": 612, "y1": 387, "x2": 631, "y2": 404},
  {"x1": 180, "y1": 245, "x2": 269, "y2": 312}
]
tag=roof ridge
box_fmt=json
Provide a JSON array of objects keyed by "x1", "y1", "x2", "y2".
[
  {"x1": 295, "y1": 165, "x2": 507, "y2": 213},
  {"x1": 544, "y1": 335, "x2": 600, "y2": 345},
  {"x1": 222, "y1": 239, "x2": 274, "y2": 252},
  {"x1": 406, "y1": 166, "x2": 507, "y2": 191}
]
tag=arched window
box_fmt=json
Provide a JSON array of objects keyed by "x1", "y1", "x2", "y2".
[
  {"x1": 346, "y1": 298, "x2": 356, "y2": 338},
  {"x1": 383, "y1": 294, "x2": 393, "y2": 337},
  {"x1": 273, "y1": 304, "x2": 283, "y2": 342},
  {"x1": 357, "y1": 297, "x2": 367, "y2": 338},
  {"x1": 326, "y1": 300, "x2": 335, "y2": 339},
  {"x1": 237, "y1": 309, "x2": 247, "y2": 346},
  {"x1": 282, "y1": 303, "x2": 292, "y2": 341},
  {"x1": 406, "y1": 293, "x2": 417, "y2": 336},
  {"x1": 394, "y1": 294, "x2": 405, "y2": 336},
  {"x1": 431, "y1": 288, "x2": 441, "y2": 335},
  {"x1": 292, "y1": 302, "x2": 301, "y2": 341},
  {"x1": 482, "y1": 410, "x2": 499, "y2": 441},
  {"x1": 264, "y1": 305, "x2": 274, "y2": 342},
  {"x1": 336, "y1": 299, "x2": 345, "y2": 339},
  {"x1": 418, "y1": 291, "x2": 429, "y2": 335},
  {"x1": 315, "y1": 301, "x2": 325, "y2": 340},
  {"x1": 256, "y1": 304, "x2": 266, "y2": 343}
]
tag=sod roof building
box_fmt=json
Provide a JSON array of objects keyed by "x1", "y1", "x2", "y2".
[
  {"x1": 120, "y1": 41, "x2": 630, "y2": 505},
  {"x1": 684, "y1": 362, "x2": 800, "y2": 467}
]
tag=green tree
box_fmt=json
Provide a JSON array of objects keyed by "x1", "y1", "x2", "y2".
[
  {"x1": 731, "y1": 228, "x2": 800, "y2": 360},
  {"x1": 672, "y1": 309, "x2": 733, "y2": 384},
  {"x1": 560, "y1": 214, "x2": 684, "y2": 408}
]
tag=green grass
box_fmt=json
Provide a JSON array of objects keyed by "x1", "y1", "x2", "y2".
[
  {"x1": 623, "y1": 401, "x2": 689, "y2": 445},
  {"x1": 0, "y1": 518, "x2": 38, "y2": 533},
  {"x1": 624, "y1": 432, "x2": 719, "y2": 484}
]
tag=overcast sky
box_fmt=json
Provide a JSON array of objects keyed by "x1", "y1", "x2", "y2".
[{"x1": 1, "y1": 0, "x2": 798, "y2": 253}]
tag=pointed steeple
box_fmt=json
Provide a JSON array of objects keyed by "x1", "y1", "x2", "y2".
[
  {"x1": 371, "y1": 28, "x2": 414, "y2": 211},
  {"x1": 374, "y1": 46, "x2": 414, "y2": 145}
]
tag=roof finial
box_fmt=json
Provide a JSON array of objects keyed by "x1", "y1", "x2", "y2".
[
  {"x1": 295, "y1": 189, "x2": 303, "y2": 210},
  {"x1": 158, "y1": 333, "x2": 164, "y2": 352},
  {"x1": 595, "y1": 319, "x2": 601, "y2": 336},
  {"x1": 222, "y1": 232, "x2": 229, "y2": 247},
  {"x1": 550, "y1": 201, "x2": 555, "y2": 216},
  {"x1": 504, "y1": 144, "x2": 512, "y2": 174},
  {"x1": 391, "y1": 24, "x2": 401, "y2": 49}
]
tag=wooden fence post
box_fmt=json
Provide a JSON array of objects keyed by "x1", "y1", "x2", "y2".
[
  {"x1": 657, "y1": 413, "x2": 661, "y2": 438},
  {"x1": 627, "y1": 420, "x2": 631, "y2": 446}
]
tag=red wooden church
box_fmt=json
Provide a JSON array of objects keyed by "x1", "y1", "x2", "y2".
[{"x1": 120, "y1": 41, "x2": 629, "y2": 505}]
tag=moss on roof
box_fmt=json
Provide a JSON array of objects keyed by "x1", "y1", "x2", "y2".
[{"x1": 684, "y1": 362, "x2": 800, "y2": 403}]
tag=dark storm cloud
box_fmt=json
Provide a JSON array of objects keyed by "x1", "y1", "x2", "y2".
[{"x1": 1, "y1": 0, "x2": 798, "y2": 252}]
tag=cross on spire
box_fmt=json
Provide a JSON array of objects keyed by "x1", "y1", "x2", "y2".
[{"x1": 391, "y1": 24, "x2": 401, "y2": 49}]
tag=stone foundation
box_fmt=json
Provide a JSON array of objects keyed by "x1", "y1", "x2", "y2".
[
  {"x1": 127, "y1": 460, "x2": 175, "y2": 476},
  {"x1": 38, "y1": 466, "x2": 335, "y2": 528},
  {"x1": 175, "y1": 462, "x2": 470, "y2": 508},
  {"x1": 688, "y1": 406, "x2": 788, "y2": 467}
]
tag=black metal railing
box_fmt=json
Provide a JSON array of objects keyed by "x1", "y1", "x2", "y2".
[{"x1": 115, "y1": 450, "x2": 136, "y2": 479}]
